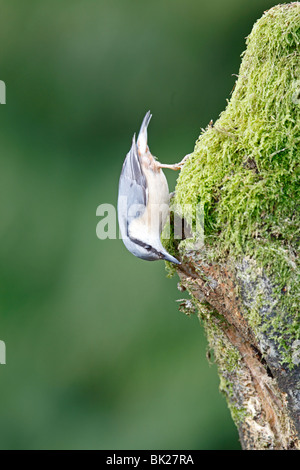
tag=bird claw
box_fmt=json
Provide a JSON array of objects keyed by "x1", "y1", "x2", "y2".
[
  {"x1": 176, "y1": 153, "x2": 192, "y2": 169},
  {"x1": 157, "y1": 153, "x2": 192, "y2": 171}
]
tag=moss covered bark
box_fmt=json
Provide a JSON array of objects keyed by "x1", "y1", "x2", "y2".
[{"x1": 164, "y1": 3, "x2": 300, "y2": 449}]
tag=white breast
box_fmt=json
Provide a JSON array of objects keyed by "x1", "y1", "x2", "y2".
[{"x1": 128, "y1": 167, "x2": 170, "y2": 245}]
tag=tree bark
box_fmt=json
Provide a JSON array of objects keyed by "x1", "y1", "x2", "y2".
[
  {"x1": 165, "y1": 3, "x2": 300, "y2": 450},
  {"x1": 176, "y1": 256, "x2": 299, "y2": 449}
]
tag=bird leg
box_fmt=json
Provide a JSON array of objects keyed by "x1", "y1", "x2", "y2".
[{"x1": 158, "y1": 153, "x2": 192, "y2": 171}]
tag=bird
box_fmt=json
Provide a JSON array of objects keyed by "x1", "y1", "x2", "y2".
[{"x1": 118, "y1": 111, "x2": 190, "y2": 264}]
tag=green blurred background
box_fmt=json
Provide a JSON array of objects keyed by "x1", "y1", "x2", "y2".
[{"x1": 0, "y1": 0, "x2": 277, "y2": 450}]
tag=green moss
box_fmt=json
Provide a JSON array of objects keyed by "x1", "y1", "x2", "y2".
[
  {"x1": 229, "y1": 404, "x2": 249, "y2": 427},
  {"x1": 161, "y1": 210, "x2": 180, "y2": 277},
  {"x1": 219, "y1": 376, "x2": 248, "y2": 426},
  {"x1": 247, "y1": 301, "x2": 263, "y2": 331},
  {"x1": 203, "y1": 315, "x2": 241, "y2": 373},
  {"x1": 201, "y1": 312, "x2": 249, "y2": 426},
  {"x1": 171, "y1": 3, "x2": 300, "y2": 366}
]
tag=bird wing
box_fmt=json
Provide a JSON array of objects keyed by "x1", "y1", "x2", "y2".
[{"x1": 118, "y1": 134, "x2": 148, "y2": 237}]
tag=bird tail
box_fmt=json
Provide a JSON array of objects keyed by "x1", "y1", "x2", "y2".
[{"x1": 137, "y1": 110, "x2": 152, "y2": 154}]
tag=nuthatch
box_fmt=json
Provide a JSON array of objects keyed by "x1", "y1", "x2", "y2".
[{"x1": 118, "y1": 111, "x2": 190, "y2": 264}]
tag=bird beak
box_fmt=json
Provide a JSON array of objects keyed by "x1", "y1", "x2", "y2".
[{"x1": 162, "y1": 251, "x2": 181, "y2": 265}]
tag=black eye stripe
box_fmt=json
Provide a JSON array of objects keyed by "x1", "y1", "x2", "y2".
[{"x1": 129, "y1": 236, "x2": 162, "y2": 257}]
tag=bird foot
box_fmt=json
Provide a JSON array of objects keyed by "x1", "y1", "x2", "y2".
[{"x1": 158, "y1": 153, "x2": 192, "y2": 171}]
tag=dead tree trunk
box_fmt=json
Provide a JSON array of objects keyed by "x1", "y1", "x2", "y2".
[{"x1": 164, "y1": 3, "x2": 300, "y2": 449}]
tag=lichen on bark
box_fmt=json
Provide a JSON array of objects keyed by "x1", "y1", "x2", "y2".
[{"x1": 163, "y1": 3, "x2": 300, "y2": 449}]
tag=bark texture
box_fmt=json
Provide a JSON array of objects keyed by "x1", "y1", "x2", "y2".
[
  {"x1": 164, "y1": 3, "x2": 300, "y2": 449},
  {"x1": 177, "y1": 256, "x2": 299, "y2": 449}
]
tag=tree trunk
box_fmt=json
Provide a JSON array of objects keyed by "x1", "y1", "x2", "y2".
[{"x1": 164, "y1": 3, "x2": 300, "y2": 450}]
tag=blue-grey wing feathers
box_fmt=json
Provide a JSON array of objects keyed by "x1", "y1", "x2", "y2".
[{"x1": 118, "y1": 134, "x2": 147, "y2": 235}]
